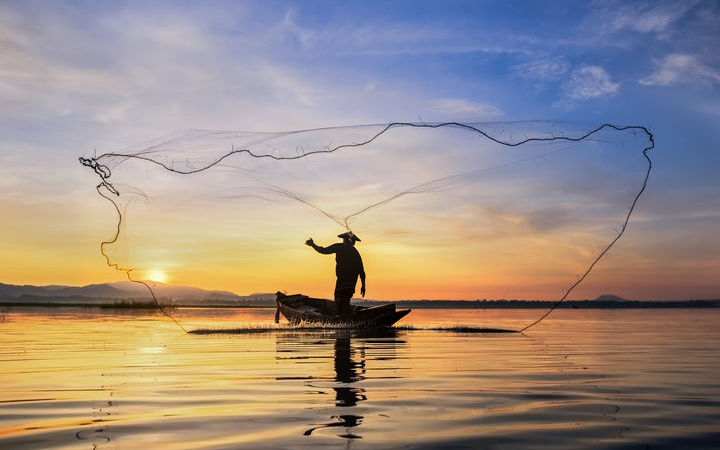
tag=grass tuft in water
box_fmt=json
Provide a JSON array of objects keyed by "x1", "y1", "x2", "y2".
[{"x1": 190, "y1": 321, "x2": 518, "y2": 335}]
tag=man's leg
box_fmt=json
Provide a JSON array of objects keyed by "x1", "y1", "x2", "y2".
[
  {"x1": 335, "y1": 295, "x2": 351, "y2": 317},
  {"x1": 334, "y1": 278, "x2": 355, "y2": 317}
]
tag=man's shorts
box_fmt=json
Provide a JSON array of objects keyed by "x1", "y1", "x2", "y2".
[{"x1": 334, "y1": 278, "x2": 357, "y2": 301}]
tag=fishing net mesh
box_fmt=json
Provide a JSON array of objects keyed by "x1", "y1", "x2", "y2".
[{"x1": 80, "y1": 121, "x2": 653, "y2": 329}]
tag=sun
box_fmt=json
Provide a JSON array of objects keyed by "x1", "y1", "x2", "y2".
[{"x1": 147, "y1": 270, "x2": 167, "y2": 283}]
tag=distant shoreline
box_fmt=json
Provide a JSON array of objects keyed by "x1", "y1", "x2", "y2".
[
  {"x1": 4, "y1": 282, "x2": 717, "y2": 310},
  {"x1": 2, "y1": 298, "x2": 718, "y2": 309},
  {"x1": 389, "y1": 299, "x2": 720, "y2": 309}
]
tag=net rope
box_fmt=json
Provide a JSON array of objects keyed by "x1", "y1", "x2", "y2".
[{"x1": 80, "y1": 121, "x2": 654, "y2": 333}]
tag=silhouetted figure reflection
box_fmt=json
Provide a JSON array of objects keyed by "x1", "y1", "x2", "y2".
[
  {"x1": 303, "y1": 415, "x2": 364, "y2": 438},
  {"x1": 303, "y1": 331, "x2": 366, "y2": 438},
  {"x1": 276, "y1": 330, "x2": 402, "y2": 439},
  {"x1": 305, "y1": 231, "x2": 366, "y2": 317},
  {"x1": 333, "y1": 333, "x2": 366, "y2": 407}
]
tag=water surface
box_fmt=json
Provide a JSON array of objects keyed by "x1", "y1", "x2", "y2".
[{"x1": 1, "y1": 307, "x2": 719, "y2": 449}]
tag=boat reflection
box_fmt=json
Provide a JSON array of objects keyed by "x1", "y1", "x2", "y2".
[{"x1": 275, "y1": 328, "x2": 403, "y2": 440}]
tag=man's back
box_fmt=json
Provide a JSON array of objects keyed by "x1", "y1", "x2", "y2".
[{"x1": 327, "y1": 243, "x2": 364, "y2": 280}]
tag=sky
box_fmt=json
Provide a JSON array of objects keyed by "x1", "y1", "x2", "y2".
[{"x1": 1, "y1": 0, "x2": 718, "y2": 300}]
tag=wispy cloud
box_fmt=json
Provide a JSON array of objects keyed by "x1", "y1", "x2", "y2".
[
  {"x1": 563, "y1": 65, "x2": 619, "y2": 101},
  {"x1": 514, "y1": 58, "x2": 570, "y2": 83},
  {"x1": 281, "y1": 8, "x2": 528, "y2": 57},
  {"x1": 698, "y1": 100, "x2": 720, "y2": 117},
  {"x1": 282, "y1": 9, "x2": 316, "y2": 47},
  {"x1": 601, "y1": 1, "x2": 697, "y2": 36},
  {"x1": 640, "y1": 53, "x2": 720, "y2": 87},
  {"x1": 428, "y1": 99, "x2": 503, "y2": 121},
  {"x1": 0, "y1": 2, "x2": 336, "y2": 135}
]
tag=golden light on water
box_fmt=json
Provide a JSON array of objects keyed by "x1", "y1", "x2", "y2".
[{"x1": 3, "y1": 309, "x2": 719, "y2": 448}]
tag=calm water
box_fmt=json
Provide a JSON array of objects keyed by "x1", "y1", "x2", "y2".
[{"x1": 1, "y1": 307, "x2": 719, "y2": 449}]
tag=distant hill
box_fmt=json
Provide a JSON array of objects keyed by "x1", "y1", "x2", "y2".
[
  {"x1": 0, "y1": 282, "x2": 57, "y2": 297},
  {"x1": 0, "y1": 281, "x2": 276, "y2": 306},
  {"x1": 594, "y1": 294, "x2": 628, "y2": 302},
  {"x1": 50, "y1": 283, "x2": 130, "y2": 299}
]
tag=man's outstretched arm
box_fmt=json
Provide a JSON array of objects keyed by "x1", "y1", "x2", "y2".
[{"x1": 305, "y1": 238, "x2": 335, "y2": 255}]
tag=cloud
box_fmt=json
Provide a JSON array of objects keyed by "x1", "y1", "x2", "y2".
[
  {"x1": 280, "y1": 7, "x2": 529, "y2": 57},
  {"x1": 523, "y1": 208, "x2": 578, "y2": 233},
  {"x1": 604, "y1": 1, "x2": 696, "y2": 35},
  {"x1": 514, "y1": 58, "x2": 570, "y2": 83},
  {"x1": 428, "y1": 98, "x2": 503, "y2": 120},
  {"x1": 639, "y1": 53, "x2": 720, "y2": 87},
  {"x1": 0, "y1": 2, "x2": 337, "y2": 136},
  {"x1": 563, "y1": 65, "x2": 619, "y2": 100},
  {"x1": 282, "y1": 9, "x2": 316, "y2": 47},
  {"x1": 698, "y1": 100, "x2": 720, "y2": 117}
]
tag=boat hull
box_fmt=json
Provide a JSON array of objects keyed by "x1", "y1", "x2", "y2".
[{"x1": 276, "y1": 292, "x2": 410, "y2": 327}]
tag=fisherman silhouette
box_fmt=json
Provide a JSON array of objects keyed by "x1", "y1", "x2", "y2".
[{"x1": 305, "y1": 231, "x2": 366, "y2": 317}]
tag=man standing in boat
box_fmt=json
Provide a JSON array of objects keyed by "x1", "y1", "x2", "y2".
[{"x1": 305, "y1": 231, "x2": 366, "y2": 317}]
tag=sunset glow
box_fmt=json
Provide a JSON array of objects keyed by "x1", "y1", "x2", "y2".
[
  {"x1": 0, "y1": 0, "x2": 717, "y2": 302},
  {"x1": 147, "y1": 270, "x2": 168, "y2": 284}
]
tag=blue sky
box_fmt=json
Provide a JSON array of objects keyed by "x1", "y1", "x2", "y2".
[{"x1": 0, "y1": 0, "x2": 718, "y2": 299}]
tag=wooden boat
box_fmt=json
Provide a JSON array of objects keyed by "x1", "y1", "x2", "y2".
[{"x1": 275, "y1": 292, "x2": 411, "y2": 327}]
